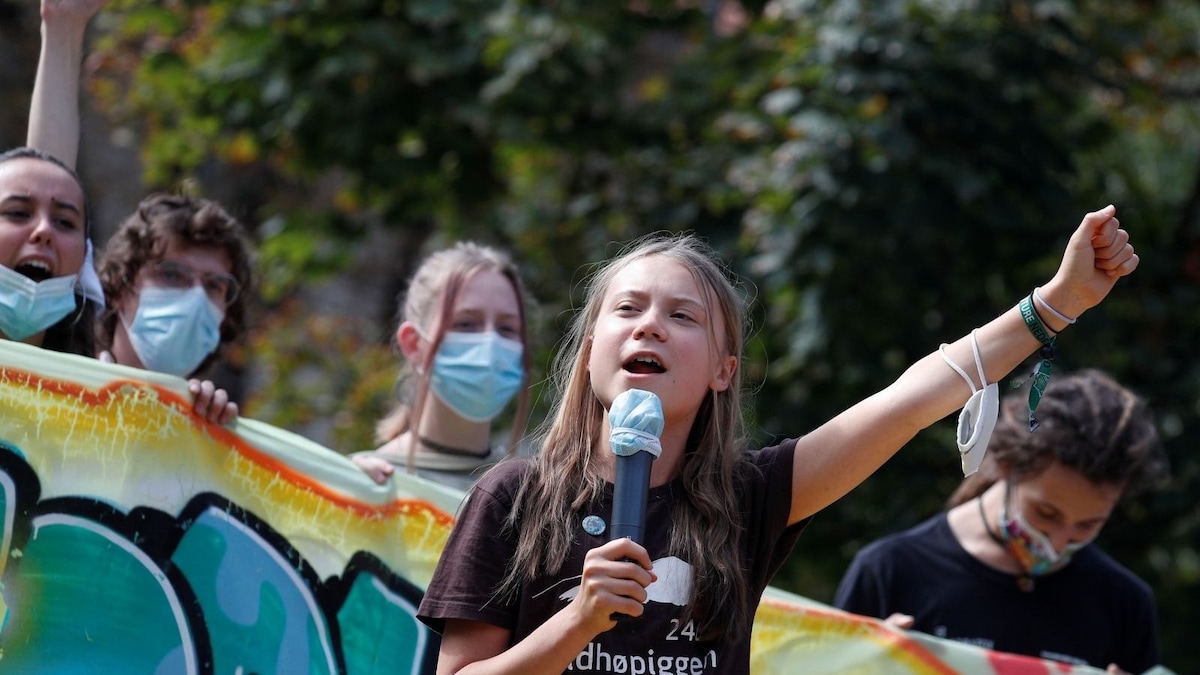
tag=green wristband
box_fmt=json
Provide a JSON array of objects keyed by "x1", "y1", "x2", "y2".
[
  {"x1": 1019, "y1": 295, "x2": 1054, "y2": 345},
  {"x1": 1026, "y1": 346, "x2": 1057, "y2": 432},
  {"x1": 1016, "y1": 294, "x2": 1058, "y2": 431}
]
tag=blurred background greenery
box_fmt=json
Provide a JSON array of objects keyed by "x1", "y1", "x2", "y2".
[{"x1": 3, "y1": 0, "x2": 1197, "y2": 669}]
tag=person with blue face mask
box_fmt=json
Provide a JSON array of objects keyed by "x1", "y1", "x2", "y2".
[
  {"x1": 93, "y1": 194, "x2": 254, "y2": 425},
  {"x1": 350, "y1": 242, "x2": 533, "y2": 490},
  {"x1": 835, "y1": 369, "x2": 1169, "y2": 674},
  {"x1": 0, "y1": 146, "x2": 103, "y2": 356},
  {"x1": 26, "y1": 0, "x2": 255, "y2": 426}
]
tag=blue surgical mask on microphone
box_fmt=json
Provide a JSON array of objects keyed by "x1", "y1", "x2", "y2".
[
  {"x1": 123, "y1": 286, "x2": 223, "y2": 377},
  {"x1": 0, "y1": 265, "x2": 80, "y2": 341},
  {"x1": 429, "y1": 331, "x2": 524, "y2": 422},
  {"x1": 608, "y1": 389, "x2": 664, "y2": 458}
]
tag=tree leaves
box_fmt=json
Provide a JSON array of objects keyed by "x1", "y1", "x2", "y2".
[{"x1": 85, "y1": 1, "x2": 1200, "y2": 667}]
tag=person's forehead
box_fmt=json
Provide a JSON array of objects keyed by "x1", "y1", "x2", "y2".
[
  {"x1": 609, "y1": 256, "x2": 704, "y2": 299},
  {"x1": 0, "y1": 158, "x2": 85, "y2": 203},
  {"x1": 160, "y1": 235, "x2": 232, "y2": 271},
  {"x1": 452, "y1": 269, "x2": 519, "y2": 312},
  {"x1": 1018, "y1": 463, "x2": 1123, "y2": 512}
]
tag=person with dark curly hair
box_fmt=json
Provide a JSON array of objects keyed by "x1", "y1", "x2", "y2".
[
  {"x1": 27, "y1": 0, "x2": 255, "y2": 424},
  {"x1": 93, "y1": 193, "x2": 255, "y2": 422},
  {"x1": 835, "y1": 369, "x2": 1170, "y2": 674}
]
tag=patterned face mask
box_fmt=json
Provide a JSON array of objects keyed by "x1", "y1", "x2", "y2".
[{"x1": 998, "y1": 484, "x2": 1092, "y2": 576}]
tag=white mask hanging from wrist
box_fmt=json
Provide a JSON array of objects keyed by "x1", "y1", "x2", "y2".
[{"x1": 938, "y1": 328, "x2": 998, "y2": 476}]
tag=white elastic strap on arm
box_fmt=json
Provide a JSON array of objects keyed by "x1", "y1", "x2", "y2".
[
  {"x1": 938, "y1": 328, "x2": 986, "y2": 394},
  {"x1": 1032, "y1": 286, "x2": 1077, "y2": 326},
  {"x1": 938, "y1": 329, "x2": 997, "y2": 477}
]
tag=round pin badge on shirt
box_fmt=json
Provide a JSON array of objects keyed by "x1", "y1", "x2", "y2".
[{"x1": 582, "y1": 515, "x2": 606, "y2": 536}]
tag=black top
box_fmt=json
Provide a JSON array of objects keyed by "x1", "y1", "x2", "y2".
[
  {"x1": 834, "y1": 513, "x2": 1159, "y2": 672},
  {"x1": 419, "y1": 439, "x2": 809, "y2": 674}
]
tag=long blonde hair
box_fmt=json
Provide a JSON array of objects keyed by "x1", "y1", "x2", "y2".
[
  {"x1": 374, "y1": 242, "x2": 532, "y2": 455},
  {"x1": 500, "y1": 232, "x2": 755, "y2": 640}
]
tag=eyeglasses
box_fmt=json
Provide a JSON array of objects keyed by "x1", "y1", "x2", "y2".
[{"x1": 143, "y1": 259, "x2": 241, "y2": 307}]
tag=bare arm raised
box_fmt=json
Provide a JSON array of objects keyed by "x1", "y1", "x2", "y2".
[
  {"x1": 787, "y1": 205, "x2": 1137, "y2": 525},
  {"x1": 27, "y1": 0, "x2": 111, "y2": 168},
  {"x1": 32, "y1": 0, "x2": 242, "y2": 427}
]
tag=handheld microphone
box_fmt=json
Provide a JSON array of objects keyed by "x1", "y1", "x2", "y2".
[{"x1": 609, "y1": 389, "x2": 664, "y2": 545}]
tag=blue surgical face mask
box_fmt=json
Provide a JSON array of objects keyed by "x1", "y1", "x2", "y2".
[
  {"x1": 0, "y1": 264, "x2": 79, "y2": 341},
  {"x1": 429, "y1": 331, "x2": 524, "y2": 422},
  {"x1": 608, "y1": 389, "x2": 665, "y2": 459},
  {"x1": 123, "y1": 286, "x2": 223, "y2": 377}
]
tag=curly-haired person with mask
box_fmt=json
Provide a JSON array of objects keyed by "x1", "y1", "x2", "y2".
[
  {"x1": 27, "y1": 0, "x2": 255, "y2": 425},
  {"x1": 94, "y1": 194, "x2": 254, "y2": 422},
  {"x1": 835, "y1": 369, "x2": 1169, "y2": 674}
]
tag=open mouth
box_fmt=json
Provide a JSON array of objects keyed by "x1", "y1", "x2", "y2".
[
  {"x1": 15, "y1": 260, "x2": 53, "y2": 282},
  {"x1": 623, "y1": 355, "x2": 666, "y2": 375}
]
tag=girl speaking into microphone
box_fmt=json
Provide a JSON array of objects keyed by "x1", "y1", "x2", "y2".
[{"x1": 419, "y1": 207, "x2": 1137, "y2": 674}]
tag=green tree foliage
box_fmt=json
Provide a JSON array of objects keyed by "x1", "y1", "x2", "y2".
[{"x1": 86, "y1": 0, "x2": 1200, "y2": 668}]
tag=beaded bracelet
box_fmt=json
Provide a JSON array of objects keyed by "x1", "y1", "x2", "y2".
[{"x1": 1017, "y1": 294, "x2": 1059, "y2": 432}]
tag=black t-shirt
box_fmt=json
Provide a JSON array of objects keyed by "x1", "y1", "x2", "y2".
[
  {"x1": 418, "y1": 439, "x2": 808, "y2": 674},
  {"x1": 834, "y1": 513, "x2": 1159, "y2": 673}
]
